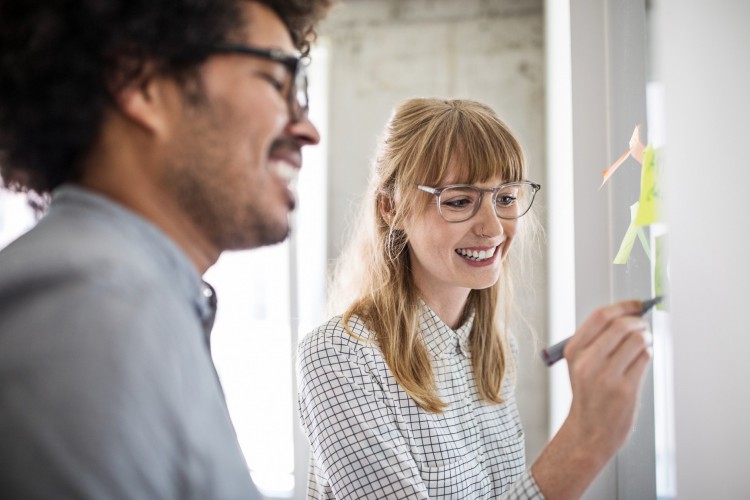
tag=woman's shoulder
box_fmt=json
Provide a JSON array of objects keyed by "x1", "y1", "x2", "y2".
[
  {"x1": 297, "y1": 315, "x2": 392, "y2": 400},
  {"x1": 298, "y1": 314, "x2": 377, "y2": 360}
]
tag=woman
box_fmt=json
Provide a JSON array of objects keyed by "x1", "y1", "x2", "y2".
[{"x1": 297, "y1": 98, "x2": 651, "y2": 499}]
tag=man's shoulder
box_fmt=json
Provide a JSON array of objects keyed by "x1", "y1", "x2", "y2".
[
  {"x1": 0, "y1": 203, "x2": 183, "y2": 301},
  {"x1": 0, "y1": 212, "x2": 199, "y2": 355},
  {"x1": 3, "y1": 206, "x2": 129, "y2": 262}
]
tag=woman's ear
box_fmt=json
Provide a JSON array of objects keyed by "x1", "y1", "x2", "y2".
[{"x1": 379, "y1": 195, "x2": 394, "y2": 226}]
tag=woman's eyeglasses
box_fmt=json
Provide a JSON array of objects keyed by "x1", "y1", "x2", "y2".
[{"x1": 417, "y1": 181, "x2": 541, "y2": 222}]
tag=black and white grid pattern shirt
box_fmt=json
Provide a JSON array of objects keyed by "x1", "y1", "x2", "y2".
[{"x1": 297, "y1": 306, "x2": 544, "y2": 499}]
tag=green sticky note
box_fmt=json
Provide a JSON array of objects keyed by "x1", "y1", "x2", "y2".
[
  {"x1": 637, "y1": 227, "x2": 651, "y2": 260},
  {"x1": 635, "y1": 145, "x2": 662, "y2": 226},
  {"x1": 654, "y1": 234, "x2": 669, "y2": 311},
  {"x1": 614, "y1": 202, "x2": 640, "y2": 264}
]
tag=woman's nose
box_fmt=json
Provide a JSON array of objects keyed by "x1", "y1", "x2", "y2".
[{"x1": 474, "y1": 194, "x2": 503, "y2": 238}]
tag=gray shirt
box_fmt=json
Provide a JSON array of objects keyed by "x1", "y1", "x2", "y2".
[{"x1": 0, "y1": 186, "x2": 260, "y2": 499}]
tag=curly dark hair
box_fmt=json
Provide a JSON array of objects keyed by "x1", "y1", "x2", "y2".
[{"x1": 0, "y1": 0, "x2": 333, "y2": 195}]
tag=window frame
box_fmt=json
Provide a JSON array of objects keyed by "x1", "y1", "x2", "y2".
[{"x1": 546, "y1": 0, "x2": 657, "y2": 498}]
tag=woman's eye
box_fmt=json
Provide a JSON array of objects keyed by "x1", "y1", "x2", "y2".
[
  {"x1": 496, "y1": 195, "x2": 517, "y2": 207},
  {"x1": 443, "y1": 198, "x2": 473, "y2": 209}
]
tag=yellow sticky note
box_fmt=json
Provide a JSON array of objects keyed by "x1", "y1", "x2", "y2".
[
  {"x1": 614, "y1": 202, "x2": 640, "y2": 264},
  {"x1": 635, "y1": 146, "x2": 662, "y2": 226},
  {"x1": 637, "y1": 227, "x2": 651, "y2": 261}
]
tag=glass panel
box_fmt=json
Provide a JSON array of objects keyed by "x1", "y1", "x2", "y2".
[
  {"x1": 647, "y1": 77, "x2": 676, "y2": 500},
  {"x1": 207, "y1": 244, "x2": 294, "y2": 498}
]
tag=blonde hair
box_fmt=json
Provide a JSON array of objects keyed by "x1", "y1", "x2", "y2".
[{"x1": 330, "y1": 98, "x2": 538, "y2": 413}]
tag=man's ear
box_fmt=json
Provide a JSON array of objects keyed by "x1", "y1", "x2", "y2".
[{"x1": 110, "y1": 61, "x2": 176, "y2": 137}]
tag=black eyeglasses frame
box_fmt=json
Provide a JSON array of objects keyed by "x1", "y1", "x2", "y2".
[{"x1": 206, "y1": 42, "x2": 308, "y2": 122}]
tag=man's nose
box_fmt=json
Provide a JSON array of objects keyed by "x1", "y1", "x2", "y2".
[{"x1": 287, "y1": 113, "x2": 320, "y2": 146}]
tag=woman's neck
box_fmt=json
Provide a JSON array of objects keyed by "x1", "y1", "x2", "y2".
[{"x1": 418, "y1": 287, "x2": 470, "y2": 330}]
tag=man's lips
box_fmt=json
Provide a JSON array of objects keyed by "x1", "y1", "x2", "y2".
[
  {"x1": 269, "y1": 158, "x2": 299, "y2": 188},
  {"x1": 269, "y1": 139, "x2": 302, "y2": 169},
  {"x1": 268, "y1": 139, "x2": 302, "y2": 189}
]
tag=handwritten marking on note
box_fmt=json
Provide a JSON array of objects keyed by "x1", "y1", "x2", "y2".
[{"x1": 635, "y1": 145, "x2": 662, "y2": 226}]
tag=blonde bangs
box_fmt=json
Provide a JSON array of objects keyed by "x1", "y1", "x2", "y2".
[
  {"x1": 391, "y1": 100, "x2": 526, "y2": 199},
  {"x1": 454, "y1": 105, "x2": 526, "y2": 185}
]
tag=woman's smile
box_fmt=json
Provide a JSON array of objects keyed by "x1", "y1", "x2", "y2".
[{"x1": 454, "y1": 244, "x2": 502, "y2": 265}]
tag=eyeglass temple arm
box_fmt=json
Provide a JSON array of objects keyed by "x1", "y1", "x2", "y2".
[{"x1": 416, "y1": 185, "x2": 440, "y2": 195}]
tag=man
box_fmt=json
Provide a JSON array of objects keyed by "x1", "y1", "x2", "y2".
[{"x1": 0, "y1": 0, "x2": 331, "y2": 497}]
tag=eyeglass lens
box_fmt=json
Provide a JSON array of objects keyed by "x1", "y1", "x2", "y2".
[
  {"x1": 292, "y1": 69, "x2": 309, "y2": 120},
  {"x1": 438, "y1": 183, "x2": 536, "y2": 222}
]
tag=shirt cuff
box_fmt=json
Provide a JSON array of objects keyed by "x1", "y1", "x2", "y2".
[{"x1": 508, "y1": 469, "x2": 545, "y2": 499}]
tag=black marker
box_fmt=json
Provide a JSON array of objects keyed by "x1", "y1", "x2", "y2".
[{"x1": 540, "y1": 296, "x2": 664, "y2": 367}]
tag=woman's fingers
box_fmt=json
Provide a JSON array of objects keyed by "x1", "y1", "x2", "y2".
[
  {"x1": 568, "y1": 301, "x2": 653, "y2": 377},
  {"x1": 565, "y1": 299, "x2": 643, "y2": 358},
  {"x1": 605, "y1": 326, "x2": 653, "y2": 376},
  {"x1": 624, "y1": 343, "x2": 653, "y2": 384},
  {"x1": 562, "y1": 299, "x2": 655, "y2": 464}
]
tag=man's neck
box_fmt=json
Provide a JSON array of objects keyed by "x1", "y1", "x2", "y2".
[{"x1": 78, "y1": 118, "x2": 220, "y2": 274}]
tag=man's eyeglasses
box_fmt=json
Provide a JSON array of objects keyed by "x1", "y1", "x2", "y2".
[
  {"x1": 208, "y1": 42, "x2": 308, "y2": 122},
  {"x1": 417, "y1": 181, "x2": 541, "y2": 222}
]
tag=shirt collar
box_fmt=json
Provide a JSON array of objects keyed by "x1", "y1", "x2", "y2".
[{"x1": 419, "y1": 302, "x2": 474, "y2": 358}]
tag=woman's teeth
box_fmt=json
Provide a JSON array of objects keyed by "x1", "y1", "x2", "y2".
[
  {"x1": 456, "y1": 246, "x2": 497, "y2": 261},
  {"x1": 269, "y1": 160, "x2": 298, "y2": 188}
]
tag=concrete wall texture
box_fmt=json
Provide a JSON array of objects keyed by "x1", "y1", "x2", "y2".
[{"x1": 319, "y1": 0, "x2": 549, "y2": 461}]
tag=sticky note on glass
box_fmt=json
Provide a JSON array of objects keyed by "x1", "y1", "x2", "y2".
[
  {"x1": 614, "y1": 202, "x2": 640, "y2": 264},
  {"x1": 614, "y1": 201, "x2": 651, "y2": 265},
  {"x1": 600, "y1": 125, "x2": 645, "y2": 189},
  {"x1": 635, "y1": 145, "x2": 662, "y2": 226}
]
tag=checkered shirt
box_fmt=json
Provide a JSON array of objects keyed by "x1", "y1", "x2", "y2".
[{"x1": 297, "y1": 306, "x2": 544, "y2": 499}]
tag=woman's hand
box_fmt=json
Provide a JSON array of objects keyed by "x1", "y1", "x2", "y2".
[
  {"x1": 563, "y1": 299, "x2": 653, "y2": 461},
  {"x1": 531, "y1": 300, "x2": 652, "y2": 499}
]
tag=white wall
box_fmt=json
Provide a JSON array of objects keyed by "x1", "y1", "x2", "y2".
[
  {"x1": 657, "y1": 0, "x2": 750, "y2": 497},
  {"x1": 320, "y1": 0, "x2": 549, "y2": 460}
]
